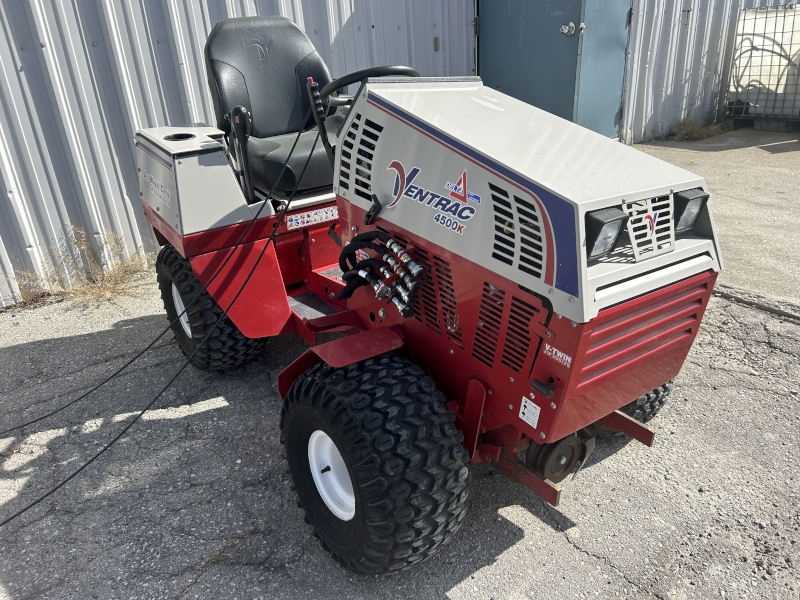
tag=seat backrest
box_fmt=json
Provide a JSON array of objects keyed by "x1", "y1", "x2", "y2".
[{"x1": 204, "y1": 16, "x2": 332, "y2": 139}]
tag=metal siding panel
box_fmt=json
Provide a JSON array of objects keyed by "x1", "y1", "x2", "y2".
[
  {"x1": 622, "y1": 0, "x2": 784, "y2": 143},
  {"x1": 0, "y1": 0, "x2": 475, "y2": 303}
]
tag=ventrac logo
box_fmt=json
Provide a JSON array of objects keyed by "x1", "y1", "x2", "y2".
[
  {"x1": 386, "y1": 161, "x2": 478, "y2": 235},
  {"x1": 644, "y1": 212, "x2": 660, "y2": 238},
  {"x1": 544, "y1": 343, "x2": 572, "y2": 368}
]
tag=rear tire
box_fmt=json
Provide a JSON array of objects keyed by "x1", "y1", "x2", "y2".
[
  {"x1": 155, "y1": 244, "x2": 265, "y2": 370},
  {"x1": 583, "y1": 381, "x2": 673, "y2": 438},
  {"x1": 280, "y1": 354, "x2": 470, "y2": 575}
]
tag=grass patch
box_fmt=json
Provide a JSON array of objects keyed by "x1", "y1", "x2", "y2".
[
  {"x1": 673, "y1": 118, "x2": 729, "y2": 142},
  {"x1": 9, "y1": 226, "x2": 154, "y2": 309}
]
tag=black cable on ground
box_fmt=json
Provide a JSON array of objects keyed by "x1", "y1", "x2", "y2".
[
  {"x1": 0, "y1": 108, "x2": 314, "y2": 437},
  {"x1": 0, "y1": 131, "x2": 322, "y2": 530}
]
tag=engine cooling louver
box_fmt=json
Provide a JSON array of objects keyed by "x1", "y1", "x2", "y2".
[
  {"x1": 406, "y1": 247, "x2": 463, "y2": 347},
  {"x1": 487, "y1": 182, "x2": 545, "y2": 280},
  {"x1": 472, "y1": 281, "x2": 547, "y2": 375},
  {"x1": 434, "y1": 256, "x2": 463, "y2": 348},
  {"x1": 500, "y1": 296, "x2": 542, "y2": 374},
  {"x1": 338, "y1": 114, "x2": 383, "y2": 202},
  {"x1": 472, "y1": 283, "x2": 505, "y2": 367},
  {"x1": 410, "y1": 246, "x2": 441, "y2": 335}
]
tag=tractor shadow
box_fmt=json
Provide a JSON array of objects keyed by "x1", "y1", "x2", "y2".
[{"x1": 0, "y1": 311, "x2": 637, "y2": 598}]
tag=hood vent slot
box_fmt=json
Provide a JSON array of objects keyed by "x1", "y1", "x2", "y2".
[
  {"x1": 487, "y1": 182, "x2": 546, "y2": 280},
  {"x1": 489, "y1": 182, "x2": 515, "y2": 266},
  {"x1": 515, "y1": 195, "x2": 544, "y2": 279},
  {"x1": 339, "y1": 113, "x2": 382, "y2": 202}
]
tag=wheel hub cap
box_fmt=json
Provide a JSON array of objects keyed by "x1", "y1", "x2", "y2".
[
  {"x1": 171, "y1": 283, "x2": 192, "y2": 337},
  {"x1": 308, "y1": 430, "x2": 355, "y2": 521}
]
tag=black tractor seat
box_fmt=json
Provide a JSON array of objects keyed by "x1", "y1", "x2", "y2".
[
  {"x1": 247, "y1": 115, "x2": 343, "y2": 194},
  {"x1": 204, "y1": 16, "x2": 340, "y2": 196}
]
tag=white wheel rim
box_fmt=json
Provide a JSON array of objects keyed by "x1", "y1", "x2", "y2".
[
  {"x1": 308, "y1": 430, "x2": 355, "y2": 521},
  {"x1": 171, "y1": 283, "x2": 192, "y2": 337}
]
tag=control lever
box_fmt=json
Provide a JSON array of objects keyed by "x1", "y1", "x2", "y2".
[
  {"x1": 306, "y1": 78, "x2": 335, "y2": 166},
  {"x1": 364, "y1": 194, "x2": 383, "y2": 225}
]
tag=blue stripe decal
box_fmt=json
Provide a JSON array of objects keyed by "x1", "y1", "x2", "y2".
[{"x1": 368, "y1": 93, "x2": 579, "y2": 298}]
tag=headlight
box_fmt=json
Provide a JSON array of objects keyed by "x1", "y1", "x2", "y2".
[
  {"x1": 673, "y1": 188, "x2": 709, "y2": 233},
  {"x1": 586, "y1": 207, "x2": 628, "y2": 259}
]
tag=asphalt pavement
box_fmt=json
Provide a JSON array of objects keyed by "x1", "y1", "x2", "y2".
[{"x1": 0, "y1": 269, "x2": 798, "y2": 599}]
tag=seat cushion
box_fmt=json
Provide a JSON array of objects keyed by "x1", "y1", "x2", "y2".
[{"x1": 247, "y1": 115, "x2": 344, "y2": 194}]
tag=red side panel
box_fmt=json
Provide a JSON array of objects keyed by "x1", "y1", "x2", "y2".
[
  {"x1": 189, "y1": 239, "x2": 291, "y2": 339},
  {"x1": 542, "y1": 271, "x2": 716, "y2": 441}
]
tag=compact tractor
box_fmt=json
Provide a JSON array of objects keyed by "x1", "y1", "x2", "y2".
[{"x1": 136, "y1": 17, "x2": 722, "y2": 574}]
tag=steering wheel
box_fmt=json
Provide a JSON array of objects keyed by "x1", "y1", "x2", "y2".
[{"x1": 320, "y1": 66, "x2": 419, "y2": 105}]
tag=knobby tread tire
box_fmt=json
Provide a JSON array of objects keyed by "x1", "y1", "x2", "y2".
[
  {"x1": 622, "y1": 380, "x2": 673, "y2": 423},
  {"x1": 280, "y1": 354, "x2": 470, "y2": 575},
  {"x1": 155, "y1": 244, "x2": 265, "y2": 370},
  {"x1": 583, "y1": 381, "x2": 673, "y2": 438}
]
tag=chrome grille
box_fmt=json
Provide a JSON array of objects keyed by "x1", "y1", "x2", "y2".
[{"x1": 623, "y1": 196, "x2": 675, "y2": 261}]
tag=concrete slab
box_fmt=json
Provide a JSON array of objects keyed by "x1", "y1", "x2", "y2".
[
  {"x1": 636, "y1": 128, "x2": 800, "y2": 309},
  {"x1": 0, "y1": 276, "x2": 798, "y2": 599}
]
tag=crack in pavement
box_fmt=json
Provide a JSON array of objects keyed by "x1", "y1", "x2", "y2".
[{"x1": 560, "y1": 529, "x2": 666, "y2": 600}]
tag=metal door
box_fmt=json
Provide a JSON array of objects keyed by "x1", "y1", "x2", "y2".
[
  {"x1": 478, "y1": 0, "x2": 582, "y2": 121},
  {"x1": 574, "y1": 0, "x2": 631, "y2": 137},
  {"x1": 478, "y1": 0, "x2": 630, "y2": 137}
]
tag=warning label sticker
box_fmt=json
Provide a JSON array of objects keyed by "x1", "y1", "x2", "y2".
[
  {"x1": 286, "y1": 206, "x2": 338, "y2": 230},
  {"x1": 519, "y1": 397, "x2": 541, "y2": 429}
]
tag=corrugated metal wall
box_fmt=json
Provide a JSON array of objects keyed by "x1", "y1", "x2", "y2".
[
  {"x1": 0, "y1": 0, "x2": 476, "y2": 306},
  {"x1": 621, "y1": 0, "x2": 785, "y2": 144}
]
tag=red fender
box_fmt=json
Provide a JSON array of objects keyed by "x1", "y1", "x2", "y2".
[
  {"x1": 189, "y1": 239, "x2": 291, "y2": 339},
  {"x1": 277, "y1": 328, "x2": 404, "y2": 398}
]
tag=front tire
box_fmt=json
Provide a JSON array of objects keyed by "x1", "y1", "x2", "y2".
[
  {"x1": 155, "y1": 244, "x2": 265, "y2": 370},
  {"x1": 583, "y1": 381, "x2": 674, "y2": 438},
  {"x1": 280, "y1": 354, "x2": 470, "y2": 575}
]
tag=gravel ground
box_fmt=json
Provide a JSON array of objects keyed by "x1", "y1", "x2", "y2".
[
  {"x1": 0, "y1": 273, "x2": 798, "y2": 599},
  {"x1": 637, "y1": 128, "x2": 800, "y2": 309}
]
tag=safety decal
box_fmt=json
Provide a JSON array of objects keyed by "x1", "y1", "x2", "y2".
[
  {"x1": 286, "y1": 206, "x2": 339, "y2": 230},
  {"x1": 519, "y1": 397, "x2": 541, "y2": 429},
  {"x1": 544, "y1": 343, "x2": 572, "y2": 368}
]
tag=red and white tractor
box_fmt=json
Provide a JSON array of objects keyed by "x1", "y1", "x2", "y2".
[{"x1": 136, "y1": 16, "x2": 722, "y2": 575}]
